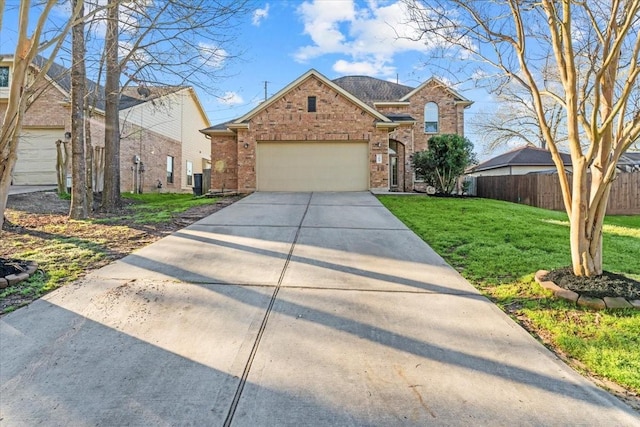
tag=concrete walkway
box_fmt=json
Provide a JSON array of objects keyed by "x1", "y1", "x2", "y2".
[
  {"x1": 1, "y1": 192, "x2": 638, "y2": 426},
  {"x1": 7, "y1": 185, "x2": 57, "y2": 195}
]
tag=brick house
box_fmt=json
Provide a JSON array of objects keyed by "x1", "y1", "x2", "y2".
[
  {"x1": 0, "y1": 55, "x2": 211, "y2": 193},
  {"x1": 200, "y1": 69, "x2": 472, "y2": 193}
]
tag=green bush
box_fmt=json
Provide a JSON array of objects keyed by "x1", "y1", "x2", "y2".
[{"x1": 413, "y1": 134, "x2": 476, "y2": 194}]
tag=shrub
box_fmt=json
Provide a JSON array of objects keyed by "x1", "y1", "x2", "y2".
[{"x1": 413, "y1": 134, "x2": 477, "y2": 194}]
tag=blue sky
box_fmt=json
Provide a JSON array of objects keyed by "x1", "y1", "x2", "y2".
[
  {"x1": 1, "y1": 0, "x2": 498, "y2": 158},
  {"x1": 208, "y1": 1, "x2": 495, "y2": 150}
]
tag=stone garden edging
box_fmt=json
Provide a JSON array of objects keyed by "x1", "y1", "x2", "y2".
[
  {"x1": 0, "y1": 261, "x2": 39, "y2": 290},
  {"x1": 535, "y1": 270, "x2": 640, "y2": 311}
]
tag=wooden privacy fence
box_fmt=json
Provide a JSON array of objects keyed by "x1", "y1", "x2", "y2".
[{"x1": 475, "y1": 171, "x2": 640, "y2": 215}]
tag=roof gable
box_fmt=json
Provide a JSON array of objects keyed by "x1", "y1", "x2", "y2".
[
  {"x1": 400, "y1": 77, "x2": 473, "y2": 106},
  {"x1": 30, "y1": 55, "x2": 196, "y2": 114},
  {"x1": 233, "y1": 69, "x2": 391, "y2": 125}
]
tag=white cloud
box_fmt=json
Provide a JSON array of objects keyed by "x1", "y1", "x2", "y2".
[
  {"x1": 198, "y1": 42, "x2": 229, "y2": 68},
  {"x1": 294, "y1": 0, "x2": 436, "y2": 78},
  {"x1": 252, "y1": 4, "x2": 270, "y2": 26},
  {"x1": 333, "y1": 59, "x2": 395, "y2": 76},
  {"x1": 219, "y1": 91, "x2": 244, "y2": 106}
]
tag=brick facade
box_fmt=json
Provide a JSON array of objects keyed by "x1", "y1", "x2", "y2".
[
  {"x1": 119, "y1": 120, "x2": 182, "y2": 193},
  {"x1": 23, "y1": 82, "x2": 70, "y2": 129},
  {"x1": 206, "y1": 71, "x2": 471, "y2": 193},
  {"x1": 210, "y1": 134, "x2": 238, "y2": 192}
]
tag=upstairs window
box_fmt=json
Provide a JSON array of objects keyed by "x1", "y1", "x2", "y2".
[
  {"x1": 0, "y1": 67, "x2": 9, "y2": 87},
  {"x1": 424, "y1": 102, "x2": 438, "y2": 133},
  {"x1": 307, "y1": 96, "x2": 316, "y2": 112}
]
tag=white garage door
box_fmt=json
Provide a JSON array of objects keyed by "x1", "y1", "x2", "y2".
[
  {"x1": 257, "y1": 141, "x2": 369, "y2": 191},
  {"x1": 13, "y1": 129, "x2": 63, "y2": 185}
]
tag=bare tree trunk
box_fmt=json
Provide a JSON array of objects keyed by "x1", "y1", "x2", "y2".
[
  {"x1": 102, "y1": 0, "x2": 121, "y2": 212},
  {"x1": 0, "y1": 132, "x2": 19, "y2": 227},
  {"x1": 69, "y1": 0, "x2": 88, "y2": 219},
  {"x1": 85, "y1": 105, "x2": 94, "y2": 211},
  {"x1": 56, "y1": 139, "x2": 66, "y2": 194},
  {"x1": 569, "y1": 175, "x2": 613, "y2": 277}
]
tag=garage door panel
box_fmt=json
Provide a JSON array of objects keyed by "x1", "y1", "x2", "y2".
[
  {"x1": 257, "y1": 142, "x2": 369, "y2": 192},
  {"x1": 13, "y1": 129, "x2": 61, "y2": 185}
]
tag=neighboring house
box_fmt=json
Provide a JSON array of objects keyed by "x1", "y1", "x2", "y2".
[
  {"x1": 200, "y1": 69, "x2": 472, "y2": 193},
  {"x1": 467, "y1": 145, "x2": 572, "y2": 177},
  {"x1": 0, "y1": 55, "x2": 211, "y2": 193},
  {"x1": 618, "y1": 151, "x2": 640, "y2": 173}
]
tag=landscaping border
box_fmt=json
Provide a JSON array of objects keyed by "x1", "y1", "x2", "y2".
[
  {"x1": 535, "y1": 270, "x2": 640, "y2": 310},
  {"x1": 0, "y1": 261, "x2": 39, "y2": 290}
]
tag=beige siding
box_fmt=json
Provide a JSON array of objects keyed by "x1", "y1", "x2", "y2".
[
  {"x1": 120, "y1": 94, "x2": 182, "y2": 141},
  {"x1": 256, "y1": 141, "x2": 369, "y2": 191},
  {"x1": 120, "y1": 89, "x2": 210, "y2": 190},
  {"x1": 178, "y1": 89, "x2": 211, "y2": 190}
]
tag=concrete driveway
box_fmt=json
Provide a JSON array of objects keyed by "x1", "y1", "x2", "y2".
[{"x1": 1, "y1": 192, "x2": 638, "y2": 426}]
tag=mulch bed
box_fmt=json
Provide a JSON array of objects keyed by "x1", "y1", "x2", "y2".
[
  {"x1": 0, "y1": 258, "x2": 31, "y2": 277},
  {"x1": 544, "y1": 267, "x2": 640, "y2": 300}
]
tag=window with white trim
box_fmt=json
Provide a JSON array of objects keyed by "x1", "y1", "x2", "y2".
[
  {"x1": 424, "y1": 102, "x2": 438, "y2": 133},
  {"x1": 167, "y1": 156, "x2": 174, "y2": 184}
]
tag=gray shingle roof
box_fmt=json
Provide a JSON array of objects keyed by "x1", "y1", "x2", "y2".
[
  {"x1": 384, "y1": 113, "x2": 416, "y2": 122},
  {"x1": 332, "y1": 76, "x2": 414, "y2": 105},
  {"x1": 472, "y1": 145, "x2": 572, "y2": 172},
  {"x1": 620, "y1": 151, "x2": 640, "y2": 165},
  {"x1": 33, "y1": 55, "x2": 106, "y2": 110},
  {"x1": 201, "y1": 120, "x2": 235, "y2": 132},
  {"x1": 32, "y1": 55, "x2": 183, "y2": 111}
]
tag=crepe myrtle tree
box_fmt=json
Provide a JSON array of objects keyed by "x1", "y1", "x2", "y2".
[
  {"x1": 403, "y1": 0, "x2": 640, "y2": 277},
  {"x1": 413, "y1": 134, "x2": 477, "y2": 195}
]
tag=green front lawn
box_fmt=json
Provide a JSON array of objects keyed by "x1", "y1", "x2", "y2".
[{"x1": 379, "y1": 195, "x2": 640, "y2": 394}]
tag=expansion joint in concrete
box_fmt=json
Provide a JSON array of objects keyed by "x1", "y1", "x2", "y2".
[{"x1": 222, "y1": 193, "x2": 313, "y2": 426}]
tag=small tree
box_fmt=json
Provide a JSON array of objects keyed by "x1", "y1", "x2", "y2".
[{"x1": 413, "y1": 134, "x2": 476, "y2": 194}]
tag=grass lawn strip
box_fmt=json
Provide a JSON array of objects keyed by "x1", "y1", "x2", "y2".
[
  {"x1": 379, "y1": 195, "x2": 640, "y2": 399},
  {"x1": 0, "y1": 193, "x2": 220, "y2": 314}
]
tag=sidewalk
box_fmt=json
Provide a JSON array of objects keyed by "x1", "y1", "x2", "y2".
[{"x1": 8, "y1": 185, "x2": 57, "y2": 195}]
